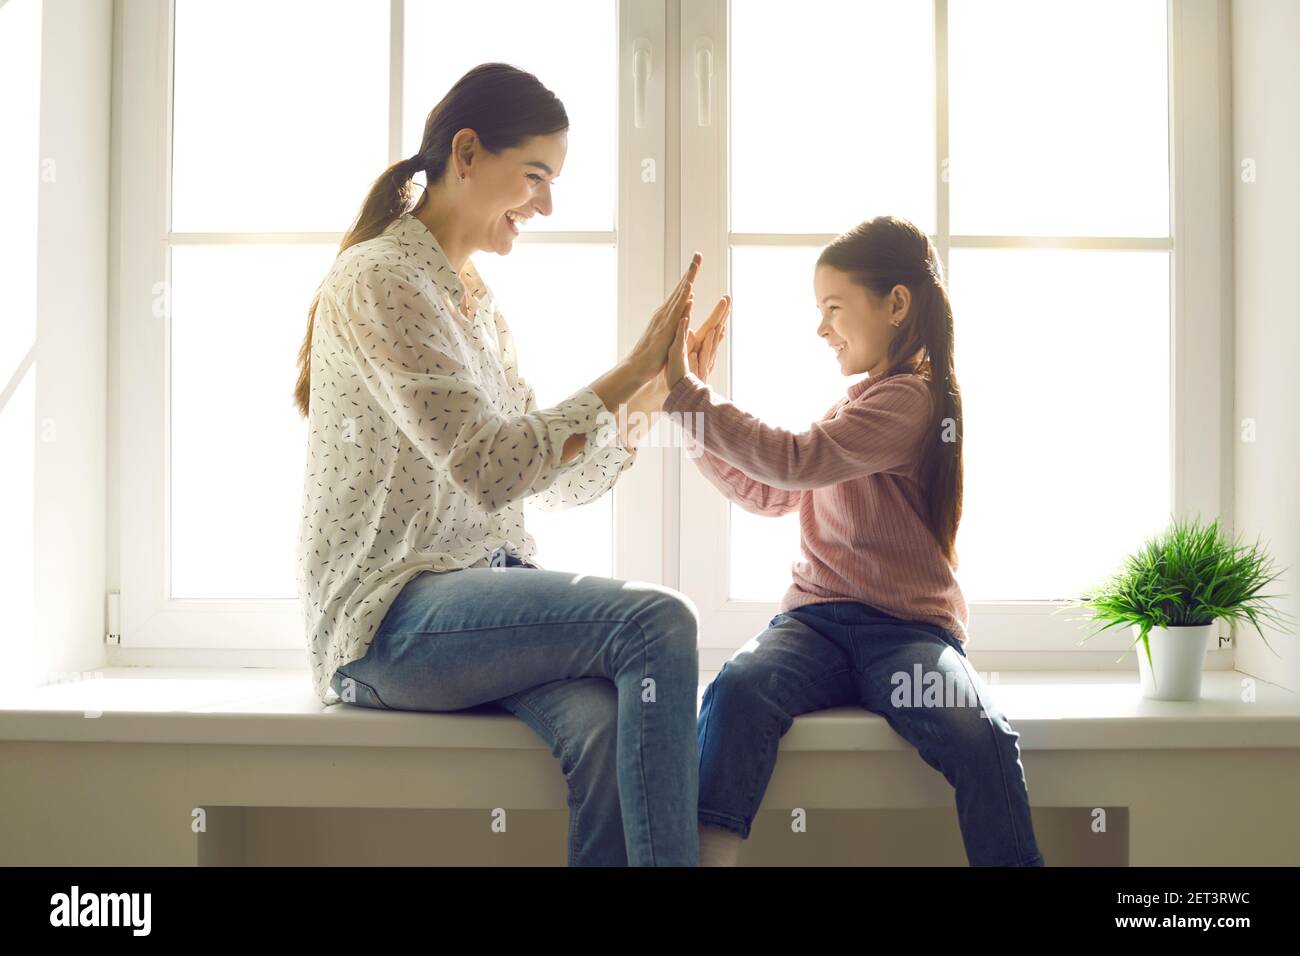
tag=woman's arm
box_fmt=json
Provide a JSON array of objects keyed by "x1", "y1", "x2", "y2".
[
  {"x1": 486, "y1": 293, "x2": 637, "y2": 512},
  {"x1": 517, "y1": 371, "x2": 638, "y2": 512},
  {"x1": 325, "y1": 264, "x2": 639, "y2": 513}
]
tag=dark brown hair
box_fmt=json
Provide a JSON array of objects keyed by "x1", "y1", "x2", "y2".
[
  {"x1": 817, "y1": 216, "x2": 964, "y2": 568},
  {"x1": 293, "y1": 63, "x2": 568, "y2": 418}
]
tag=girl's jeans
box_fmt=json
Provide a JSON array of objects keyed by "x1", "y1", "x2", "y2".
[
  {"x1": 330, "y1": 547, "x2": 700, "y2": 867},
  {"x1": 697, "y1": 600, "x2": 1046, "y2": 866}
]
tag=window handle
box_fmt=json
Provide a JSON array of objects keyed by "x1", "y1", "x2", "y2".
[
  {"x1": 632, "y1": 38, "x2": 652, "y2": 129},
  {"x1": 694, "y1": 38, "x2": 714, "y2": 127}
]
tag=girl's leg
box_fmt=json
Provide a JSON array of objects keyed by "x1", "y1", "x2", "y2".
[
  {"x1": 697, "y1": 612, "x2": 857, "y2": 843},
  {"x1": 334, "y1": 566, "x2": 700, "y2": 867},
  {"x1": 849, "y1": 618, "x2": 1045, "y2": 867},
  {"x1": 496, "y1": 677, "x2": 628, "y2": 867}
]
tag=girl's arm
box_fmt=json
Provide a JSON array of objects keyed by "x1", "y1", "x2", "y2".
[
  {"x1": 682, "y1": 392, "x2": 847, "y2": 515},
  {"x1": 662, "y1": 370, "x2": 932, "y2": 491},
  {"x1": 682, "y1": 428, "x2": 803, "y2": 516}
]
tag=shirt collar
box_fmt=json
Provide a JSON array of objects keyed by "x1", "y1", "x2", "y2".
[
  {"x1": 847, "y1": 365, "x2": 927, "y2": 401},
  {"x1": 846, "y1": 375, "x2": 875, "y2": 400},
  {"x1": 385, "y1": 212, "x2": 473, "y2": 307}
]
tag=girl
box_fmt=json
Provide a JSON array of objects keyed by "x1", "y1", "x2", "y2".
[
  {"x1": 294, "y1": 63, "x2": 705, "y2": 866},
  {"x1": 658, "y1": 215, "x2": 1045, "y2": 867}
]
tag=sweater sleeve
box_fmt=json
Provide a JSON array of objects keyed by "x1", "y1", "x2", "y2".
[
  {"x1": 324, "y1": 263, "x2": 611, "y2": 514},
  {"x1": 682, "y1": 427, "x2": 803, "y2": 516},
  {"x1": 663, "y1": 371, "x2": 932, "y2": 491}
]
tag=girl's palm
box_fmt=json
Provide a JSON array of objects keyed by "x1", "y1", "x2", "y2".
[{"x1": 689, "y1": 295, "x2": 730, "y2": 380}]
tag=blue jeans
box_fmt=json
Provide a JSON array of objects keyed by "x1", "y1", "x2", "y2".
[
  {"x1": 330, "y1": 547, "x2": 700, "y2": 866},
  {"x1": 697, "y1": 600, "x2": 1045, "y2": 866}
]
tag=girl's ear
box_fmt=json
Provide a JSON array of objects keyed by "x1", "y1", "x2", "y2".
[{"x1": 890, "y1": 284, "x2": 911, "y2": 324}]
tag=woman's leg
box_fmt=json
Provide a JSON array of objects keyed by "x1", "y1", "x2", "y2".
[
  {"x1": 495, "y1": 677, "x2": 628, "y2": 867},
  {"x1": 333, "y1": 565, "x2": 700, "y2": 867},
  {"x1": 696, "y1": 612, "x2": 857, "y2": 847},
  {"x1": 845, "y1": 612, "x2": 1045, "y2": 867}
]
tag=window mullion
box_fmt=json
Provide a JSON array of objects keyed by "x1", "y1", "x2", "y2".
[{"x1": 388, "y1": 0, "x2": 404, "y2": 166}]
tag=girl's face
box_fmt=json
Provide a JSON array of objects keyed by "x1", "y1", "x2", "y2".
[
  {"x1": 814, "y1": 264, "x2": 910, "y2": 377},
  {"x1": 465, "y1": 131, "x2": 566, "y2": 255}
]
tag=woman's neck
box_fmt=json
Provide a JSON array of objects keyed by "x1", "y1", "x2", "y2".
[{"x1": 411, "y1": 188, "x2": 474, "y2": 274}]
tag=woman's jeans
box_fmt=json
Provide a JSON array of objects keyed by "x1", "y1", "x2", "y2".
[
  {"x1": 330, "y1": 547, "x2": 700, "y2": 867},
  {"x1": 698, "y1": 600, "x2": 1046, "y2": 866}
]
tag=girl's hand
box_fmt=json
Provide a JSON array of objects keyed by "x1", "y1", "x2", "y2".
[
  {"x1": 668, "y1": 294, "x2": 730, "y2": 389},
  {"x1": 688, "y1": 295, "x2": 730, "y2": 380},
  {"x1": 629, "y1": 253, "x2": 701, "y2": 381}
]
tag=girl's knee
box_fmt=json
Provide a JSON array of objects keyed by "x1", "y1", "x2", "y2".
[{"x1": 702, "y1": 659, "x2": 772, "y2": 717}]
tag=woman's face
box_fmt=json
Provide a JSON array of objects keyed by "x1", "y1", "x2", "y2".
[
  {"x1": 465, "y1": 130, "x2": 567, "y2": 255},
  {"x1": 814, "y1": 264, "x2": 910, "y2": 377}
]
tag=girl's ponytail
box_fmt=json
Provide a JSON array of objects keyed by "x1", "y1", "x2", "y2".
[{"x1": 817, "y1": 217, "x2": 964, "y2": 568}]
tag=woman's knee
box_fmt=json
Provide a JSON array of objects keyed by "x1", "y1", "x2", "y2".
[{"x1": 632, "y1": 587, "x2": 700, "y2": 647}]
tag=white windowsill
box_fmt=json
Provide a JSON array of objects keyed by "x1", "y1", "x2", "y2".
[{"x1": 2, "y1": 668, "x2": 1297, "y2": 752}]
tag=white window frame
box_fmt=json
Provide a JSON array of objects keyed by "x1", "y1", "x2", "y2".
[
  {"x1": 676, "y1": 0, "x2": 1232, "y2": 665},
  {"x1": 112, "y1": 0, "x2": 1230, "y2": 669},
  {"x1": 112, "y1": 0, "x2": 668, "y2": 656}
]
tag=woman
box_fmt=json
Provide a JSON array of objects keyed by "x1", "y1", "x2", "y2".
[
  {"x1": 293, "y1": 63, "x2": 708, "y2": 866},
  {"x1": 658, "y1": 216, "x2": 1045, "y2": 867}
]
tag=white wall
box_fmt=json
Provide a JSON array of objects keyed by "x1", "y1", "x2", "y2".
[
  {"x1": 30, "y1": 0, "x2": 113, "y2": 685},
  {"x1": 0, "y1": 0, "x2": 43, "y2": 689},
  {"x1": 1232, "y1": 0, "x2": 1300, "y2": 693}
]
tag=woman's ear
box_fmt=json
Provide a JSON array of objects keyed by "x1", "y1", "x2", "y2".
[{"x1": 451, "y1": 128, "x2": 478, "y2": 175}]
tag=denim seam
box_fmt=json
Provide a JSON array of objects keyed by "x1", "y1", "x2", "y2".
[
  {"x1": 698, "y1": 808, "x2": 748, "y2": 837},
  {"x1": 741, "y1": 665, "x2": 854, "y2": 835},
  {"x1": 951, "y1": 651, "x2": 1032, "y2": 865},
  {"x1": 606, "y1": 612, "x2": 656, "y2": 866},
  {"x1": 498, "y1": 691, "x2": 585, "y2": 866},
  {"x1": 334, "y1": 670, "x2": 394, "y2": 710},
  {"x1": 379, "y1": 617, "x2": 646, "y2": 639}
]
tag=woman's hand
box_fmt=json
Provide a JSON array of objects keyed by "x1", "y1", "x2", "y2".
[
  {"x1": 668, "y1": 294, "x2": 730, "y2": 389},
  {"x1": 628, "y1": 253, "x2": 701, "y2": 382},
  {"x1": 619, "y1": 297, "x2": 718, "y2": 449}
]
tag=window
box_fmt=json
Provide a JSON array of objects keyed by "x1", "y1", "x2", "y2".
[
  {"x1": 115, "y1": 0, "x2": 1227, "y2": 662},
  {"x1": 679, "y1": 0, "x2": 1222, "y2": 657}
]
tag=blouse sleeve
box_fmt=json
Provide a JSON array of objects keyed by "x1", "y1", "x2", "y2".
[
  {"x1": 662, "y1": 370, "x2": 932, "y2": 490},
  {"x1": 519, "y1": 371, "x2": 638, "y2": 512},
  {"x1": 323, "y1": 262, "x2": 612, "y2": 514},
  {"x1": 484, "y1": 293, "x2": 636, "y2": 513}
]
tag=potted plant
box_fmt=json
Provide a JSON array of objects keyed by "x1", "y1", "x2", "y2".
[{"x1": 1061, "y1": 514, "x2": 1293, "y2": 701}]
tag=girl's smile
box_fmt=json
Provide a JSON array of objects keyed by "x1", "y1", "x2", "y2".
[{"x1": 814, "y1": 262, "x2": 919, "y2": 378}]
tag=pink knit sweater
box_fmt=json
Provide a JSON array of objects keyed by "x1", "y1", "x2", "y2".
[{"x1": 662, "y1": 369, "x2": 969, "y2": 644}]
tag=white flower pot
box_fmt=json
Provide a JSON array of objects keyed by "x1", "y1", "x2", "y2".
[{"x1": 1132, "y1": 623, "x2": 1216, "y2": 701}]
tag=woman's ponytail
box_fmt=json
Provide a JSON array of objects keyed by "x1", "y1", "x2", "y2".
[
  {"x1": 292, "y1": 62, "x2": 569, "y2": 419},
  {"x1": 292, "y1": 156, "x2": 422, "y2": 418}
]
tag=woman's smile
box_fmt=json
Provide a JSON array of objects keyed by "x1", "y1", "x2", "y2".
[{"x1": 505, "y1": 209, "x2": 530, "y2": 236}]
